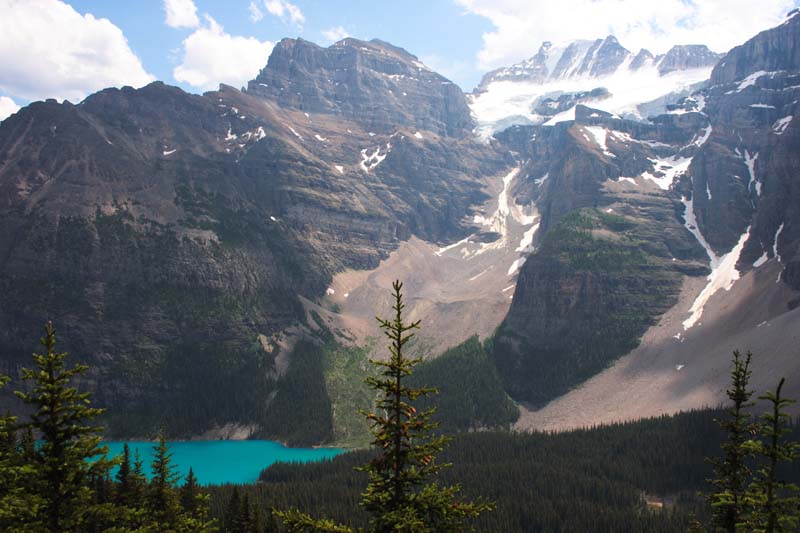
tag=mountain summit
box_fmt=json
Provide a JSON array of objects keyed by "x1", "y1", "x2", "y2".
[
  {"x1": 477, "y1": 37, "x2": 723, "y2": 90},
  {"x1": 246, "y1": 37, "x2": 471, "y2": 137},
  {"x1": 471, "y1": 36, "x2": 723, "y2": 138}
]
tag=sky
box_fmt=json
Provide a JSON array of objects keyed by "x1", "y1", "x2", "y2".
[{"x1": 0, "y1": 0, "x2": 798, "y2": 120}]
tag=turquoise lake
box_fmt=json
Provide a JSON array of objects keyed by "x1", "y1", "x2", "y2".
[{"x1": 103, "y1": 440, "x2": 344, "y2": 485}]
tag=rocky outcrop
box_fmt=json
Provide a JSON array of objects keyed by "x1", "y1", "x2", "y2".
[
  {"x1": 246, "y1": 38, "x2": 472, "y2": 137},
  {"x1": 657, "y1": 45, "x2": 724, "y2": 75},
  {"x1": 710, "y1": 9, "x2": 800, "y2": 85},
  {"x1": 578, "y1": 36, "x2": 630, "y2": 77}
]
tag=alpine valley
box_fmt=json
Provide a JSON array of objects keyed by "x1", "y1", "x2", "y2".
[{"x1": 2, "y1": 9, "x2": 800, "y2": 449}]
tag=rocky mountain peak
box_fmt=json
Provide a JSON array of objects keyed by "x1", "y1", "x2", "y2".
[
  {"x1": 246, "y1": 37, "x2": 471, "y2": 137},
  {"x1": 578, "y1": 35, "x2": 631, "y2": 77},
  {"x1": 630, "y1": 48, "x2": 655, "y2": 70},
  {"x1": 476, "y1": 34, "x2": 722, "y2": 92},
  {"x1": 657, "y1": 44, "x2": 724, "y2": 75}
]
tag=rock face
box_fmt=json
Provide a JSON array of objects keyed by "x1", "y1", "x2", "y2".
[
  {"x1": 0, "y1": 39, "x2": 507, "y2": 440},
  {"x1": 710, "y1": 9, "x2": 800, "y2": 85},
  {"x1": 247, "y1": 38, "x2": 472, "y2": 137},
  {"x1": 490, "y1": 11, "x2": 800, "y2": 407},
  {"x1": 630, "y1": 49, "x2": 655, "y2": 70},
  {"x1": 657, "y1": 45, "x2": 724, "y2": 75},
  {"x1": 490, "y1": 111, "x2": 707, "y2": 404},
  {"x1": 580, "y1": 36, "x2": 631, "y2": 77}
]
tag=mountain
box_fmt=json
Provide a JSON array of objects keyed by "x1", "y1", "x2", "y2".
[
  {"x1": 1, "y1": 14, "x2": 799, "y2": 444},
  {"x1": 477, "y1": 36, "x2": 723, "y2": 88},
  {"x1": 246, "y1": 37, "x2": 471, "y2": 137},
  {"x1": 471, "y1": 36, "x2": 723, "y2": 138},
  {"x1": 0, "y1": 37, "x2": 508, "y2": 442},
  {"x1": 489, "y1": 11, "x2": 800, "y2": 427}
]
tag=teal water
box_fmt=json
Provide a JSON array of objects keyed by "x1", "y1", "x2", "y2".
[{"x1": 103, "y1": 440, "x2": 344, "y2": 485}]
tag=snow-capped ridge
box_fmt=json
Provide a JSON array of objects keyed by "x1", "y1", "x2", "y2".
[{"x1": 471, "y1": 35, "x2": 720, "y2": 138}]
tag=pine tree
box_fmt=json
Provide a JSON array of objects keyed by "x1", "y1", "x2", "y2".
[
  {"x1": 14, "y1": 321, "x2": 116, "y2": 532},
  {"x1": 742, "y1": 378, "x2": 800, "y2": 532},
  {"x1": 115, "y1": 443, "x2": 133, "y2": 506},
  {"x1": 181, "y1": 466, "x2": 199, "y2": 516},
  {"x1": 0, "y1": 374, "x2": 42, "y2": 530},
  {"x1": 131, "y1": 448, "x2": 148, "y2": 509},
  {"x1": 148, "y1": 428, "x2": 182, "y2": 529},
  {"x1": 357, "y1": 280, "x2": 492, "y2": 532},
  {"x1": 180, "y1": 467, "x2": 217, "y2": 532},
  {"x1": 708, "y1": 350, "x2": 756, "y2": 532},
  {"x1": 275, "y1": 281, "x2": 492, "y2": 532}
]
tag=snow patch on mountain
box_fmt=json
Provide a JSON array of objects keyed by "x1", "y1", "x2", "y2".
[
  {"x1": 742, "y1": 150, "x2": 760, "y2": 195},
  {"x1": 469, "y1": 53, "x2": 712, "y2": 139},
  {"x1": 360, "y1": 143, "x2": 391, "y2": 172},
  {"x1": 642, "y1": 156, "x2": 692, "y2": 190},
  {"x1": 584, "y1": 126, "x2": 614, "y2": 157},
  {"x1": 773, "y1": 115, "x2": 793, "y2": 134},
  {"x1": 683, "y1": 226, "x2": 751, "y2": 330},
  {"x1": 681, "y1": 195, "x2": 718, "y2": 266},
  {"x1": 773, "y1": 222, "x2": 785, "y2": 262}
]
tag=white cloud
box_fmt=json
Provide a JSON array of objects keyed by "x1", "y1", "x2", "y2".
[
  {"x1": 0, "y1": 96, "x2": 20, "y2": 121},
  {"x1": 249, "y1": 1, "x2": 264, "y2": 22},
  {"x1": 173, "y1": 15, "x2": 274, "y2": 91},
  {"x1": 0, "y1": 0, "x2": 154, "y2": 103},
  {"x1": 264, "y1": 0, "x2": 305, "y2": 26},
  {"x1": 456, "y1": 0, "x2": 797, "y2": 70},
  {"x1": 322, "y1": 26, "x2": 350, "y2": 43},
  {"x1": 164, "y1": 0, "x2": 199, "y2": 29}
]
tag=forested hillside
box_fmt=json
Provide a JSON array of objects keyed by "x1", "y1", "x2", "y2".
[{"x1": 206, "y1": 409, "x2": 800, "y2": 532}]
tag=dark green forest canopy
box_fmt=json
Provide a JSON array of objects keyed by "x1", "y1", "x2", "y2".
[{"x1": 206, "y1": 409, "x2": 800, "y2": 532}]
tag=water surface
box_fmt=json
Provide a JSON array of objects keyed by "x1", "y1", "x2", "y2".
[{"x1": 103, "y1": 440, "x2": 344, "y2": 485}]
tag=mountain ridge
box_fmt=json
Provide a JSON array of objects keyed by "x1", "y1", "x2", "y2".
[
  {"x1": 476, "y1": 36, "x2": 724, "y2": 91},
  {"x1": 1, "y1": 15, "x2": 799, "y2": 441}
]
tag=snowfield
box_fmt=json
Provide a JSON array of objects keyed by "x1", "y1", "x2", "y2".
[{"x1": 469, "y1": 65, "x2": 713, "y2": 139}]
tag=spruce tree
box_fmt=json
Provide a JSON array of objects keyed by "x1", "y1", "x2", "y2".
[
  {"x1": 708, "y1": 350, "x2": 756, "y2": 532},
  {"x1": 181, "y1": 466, "x2": 199, "y2": 516},
  {"x1": 0, "y1": 374, "x2": 42, "y2": 530},
  {"x1": 275, "y1": 281, "x2": 492, "y2": 532},
  {"x1": 358, "y1": 280, "x2": 492, "y2": 532},
  {"x1": 742, "y1": 378, "x2": 800, "y2": 532},
  {"x1": 148, "y1": 428, "x2": 182, "y2": 528},
  {"x1": 131, "y1": 448, "x2": 148, "y2": 509},
  {"x1": 14, "y1": 322, "x2": 116, "y2": 532},
  {"x1": 180, "y1": 467, "x2": 217, "y2": 532},
  {"x1": 115, "y1": 443, "x2": 133, "y2": 506}
]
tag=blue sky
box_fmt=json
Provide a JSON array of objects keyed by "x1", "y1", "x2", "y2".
[
  {"x1": 0, "y1": 0, "x2": 798, "y2": 120},
  {"x1": 67, "y1": 0, "x2": 492, "y2": 92}
]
